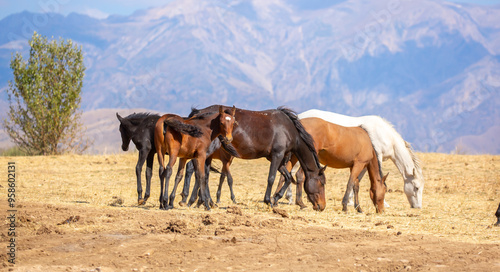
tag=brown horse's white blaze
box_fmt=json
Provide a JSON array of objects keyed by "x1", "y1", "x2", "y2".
[{"x1": 218, "y1": 106, "x2": 236, "y2": 143}]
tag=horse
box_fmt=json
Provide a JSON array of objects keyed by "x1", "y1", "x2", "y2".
[
  {"x1": 184, "y1": 105, "x2": 327, "y2": 211},
  {"x1": 154, "y1": 106, "x2": 238, "y2": 210},
  {"x1": 277, "y1": 117, "x2": 388, "y2": 213},
  {"x1": 298, "y1": 109, "x2": 424, "y2": 209},
  {"x1": 117, "y1": 112, "x2": 160, "y2": 205}
]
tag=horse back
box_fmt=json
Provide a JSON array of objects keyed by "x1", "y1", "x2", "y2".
[{"x1": 301, "y1": 117, "x2": 374, "y2": 167}]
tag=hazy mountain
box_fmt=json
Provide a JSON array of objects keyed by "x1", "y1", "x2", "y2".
[{"x1": 0, "y1": 0, "x2": 499, "y2": 154}]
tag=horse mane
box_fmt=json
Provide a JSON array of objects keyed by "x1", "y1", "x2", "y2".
[
  {"x1": 404, "y1": 140, "x2": 422, "y2": 171},
  {"x1": 377, "y1": 116, "x2": 423, "y2": 176},
  {"x1": 188, "y1": 107, "x2": 201, "y2": 118},
  {"x1": 124, "y1": 112, "x2": 160, "y2": 125},
  {"x1": 278, "y1": 106, "x2": 321, "y2": 169},
  {"x1": 188, "y1": 111, "x2": 218, "y2": 120}
]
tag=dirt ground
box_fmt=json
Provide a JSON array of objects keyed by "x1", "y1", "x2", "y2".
[{"x1": 1, "y1": 153, "x2": 499, "y2": 271}]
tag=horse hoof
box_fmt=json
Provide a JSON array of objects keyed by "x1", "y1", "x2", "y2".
[
  {"x1": 178, "y1": 201, "x2": 186, "y2": 207},
  {"x1": 299, "y1": 205, "x2": 307, "y2": 210},
  {"x1": 138, "y1": 199, "x2": 145, "y2": 205}
]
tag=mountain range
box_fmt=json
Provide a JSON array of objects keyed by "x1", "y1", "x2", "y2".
[{"x1": 0, "y1": 0, "x2": 499, "y2": 154}]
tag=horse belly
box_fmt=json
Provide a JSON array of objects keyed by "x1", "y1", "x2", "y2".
[{"x1": 317, "y1": 149, "x2": 353, "y2": 169}]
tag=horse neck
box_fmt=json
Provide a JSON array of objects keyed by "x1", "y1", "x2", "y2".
[
  {"x1": 367, "y1": 150, "x2": 383, "y2": 184},
  {"x1": 294, "y1": 140, "x2": 319, "y2": 179}
]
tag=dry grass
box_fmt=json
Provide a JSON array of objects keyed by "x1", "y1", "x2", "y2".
[{"x1": 2, "y1": 152, "x2": 499, "y2": 244}]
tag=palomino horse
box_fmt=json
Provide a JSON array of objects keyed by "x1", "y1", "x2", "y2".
[
  {"x1": 117, "y1": 112, "x2": 160, "y2": 205},
  {"x1": 298, "y1": 109, "x2": 424, "y2": 208},
  {"x1": 279, "y1": 117, "x2": 388, "y2": 213},
  {"x1": 154, "y1": 106, "x2": 238, "y2": 210},
  {"x1": 184, "y1": 105, "x2": 327, "y2": 211}
]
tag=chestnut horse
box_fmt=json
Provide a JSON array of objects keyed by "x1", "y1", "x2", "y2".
[
  {"x1": 184, "y1": 105, "x2": 327, "y2": 211},
  {"x1": 154, "y1": 106, "x2": 238, "y2": 210},
  {"x1": 277, "y1": 117, "x2": 388, "y2": 213}
]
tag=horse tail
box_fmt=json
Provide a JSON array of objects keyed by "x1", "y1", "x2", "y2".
[
  {"x1": 164, "y1": 118, "x2": 204, "y2": 138},
  {"x1": 360, "y1": 125, "x2": 384, "y2": 183},
  {"x1": 278, "y1": 106, "x2": 321, "y2": 169}
]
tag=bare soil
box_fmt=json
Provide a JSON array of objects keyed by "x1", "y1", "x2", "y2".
[{"x1": 1, "y1": 153, "x2": 499, "y2": 271}]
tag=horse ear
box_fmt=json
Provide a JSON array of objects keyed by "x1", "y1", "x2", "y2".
[
  {"x1": 116, "y1": 113, "x2": 123, "y2": 123},
  {"x1": 231, "y1": 105, "x2": 236, "y2": 116},
  {"x1": 382, "y1": 172, "x2": 389, "y2": 182},
  {"x1": 219, "y1": 106, "x2": 223, "y2": 115},
  {"x1": 319, "y1": 165, "x2": 327, "y2": 175}
]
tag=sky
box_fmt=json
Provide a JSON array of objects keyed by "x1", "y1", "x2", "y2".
[{"x1": 1, "y1": 0, "x2": 500, "y2": 20}]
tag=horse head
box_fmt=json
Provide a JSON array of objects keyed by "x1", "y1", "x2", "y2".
[
  {"x1": 218, "y1": 105, "x2": 237, "y2": 143},
  {"x1": 304, "y1": 165, "x2": 327, "y2": 211},
  {"x1": 116, "y1": 113, "x2": 132, "y2": 151},
  {"x1": 404, "y1": 168, "x2": 424, "y2": 209}
]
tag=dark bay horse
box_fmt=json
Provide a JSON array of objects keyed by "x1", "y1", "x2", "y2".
[
  {"x1": 154, "y1": 106, "x2": 238, "y2": 210},
  {"x1": 117, "y1": 112, "x2": 160, "y2": 205},
  {"x1": 185, "y1": 105, "x2": 327, "y2": 211},
  {"x1": 277, "y1": 117, "x2": 388, "y2": 213}
]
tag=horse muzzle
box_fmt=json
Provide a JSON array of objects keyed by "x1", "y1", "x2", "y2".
[{"x1": 222, "y1": 136, "x2": 233, "y2": 143}]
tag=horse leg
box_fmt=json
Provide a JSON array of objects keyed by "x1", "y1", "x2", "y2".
[
  {"x1": 264, "y1": 153, "x2": 284, "y2": 207},
  {"x1": 226, "y1": 164, "x2": 237, "y2": 204},
  {"x1": 273, "y1": 163, "x2": 294, "y2": 205},
  {"x1": 168, "y1": 158, "x2": 187, "y2": 209},
  {"x1": 161, "y1": 154, "x2": 177, "y2": 210},
  {"x1": 347, "y1": 167, "x2": 367, "y2": 206},
  {"x1": 187, "y1": 163, "x2": 200, "y2": 207},
  {"x1": 204, "y1": 157, "x2": 216, "y2": 208},
  {"x1": 296, "y1": 167, "x2": 307, "y2": 209},
  {"x1": 136, "y1": 148, "x2": 148, "y2": 205},
  {"x1": 157, "y1": 151, "x2": 166, "y2": 209},
  {"x1": 180, "y1": 160, "x2": 195, "y2": 206},
  {"x1": 195, "y1": 156, "x2": 210, "y2": 211},
  {"x1": 216, "y1": 171, "x2": 226, "y2": 204},
  {"x1": 342, "y1": 164, "x2": 365, "y2": 212},
  {"x1": 143, "y1": 150, "x2": 155, "y2": 205}
]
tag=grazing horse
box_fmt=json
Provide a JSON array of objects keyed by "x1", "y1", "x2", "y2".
[
  {"x1": 154, "y1": 106, "x2": 238, "y2": 210},
  {"x1": 117, "y1": 112, "x2": 160, "y2": 205},
  {"x1": 298, "y1": 109, "x2": 424, "y2": 208},
  {"x1": 185, "y1": 105, "x2": 327, "y2": 211},
  {"x1": 278, "y1": 118, "x2": 388, "y2": 213}
]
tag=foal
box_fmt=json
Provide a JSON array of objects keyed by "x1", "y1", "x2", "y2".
[{"x1": 154, "y1": 106, "x2": 237, "y2": 210}]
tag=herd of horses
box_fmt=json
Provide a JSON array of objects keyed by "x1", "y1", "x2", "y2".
[{"x1": 117, "y1": 105, "x2": 425, "y2": 212}]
